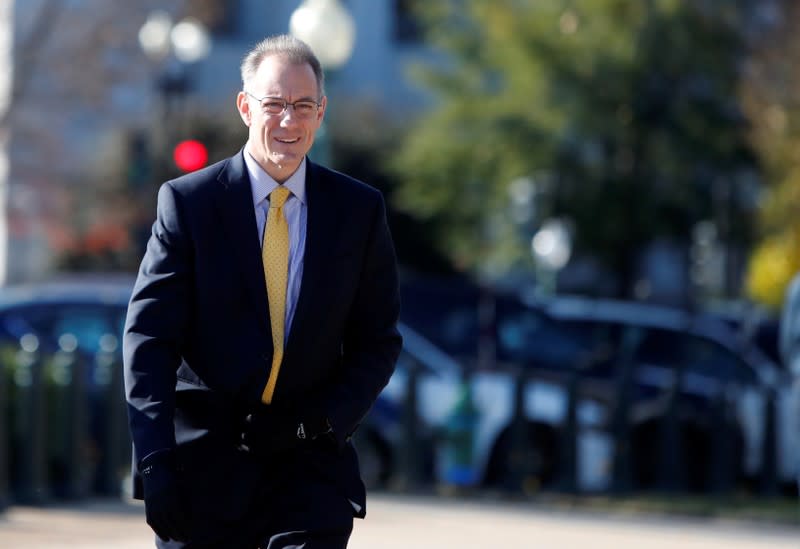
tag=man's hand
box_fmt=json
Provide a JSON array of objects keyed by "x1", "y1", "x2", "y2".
[
  {"x1": 140, "y1": 450, "x2": 190, "y2": 543},
  {"x1": 239, "y1": 404, "x2": 333, "y2": 458}
]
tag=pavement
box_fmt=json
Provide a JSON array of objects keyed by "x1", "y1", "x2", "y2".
[{"x1": 0, "y1": 494, "x2": 797, "y2": 548}]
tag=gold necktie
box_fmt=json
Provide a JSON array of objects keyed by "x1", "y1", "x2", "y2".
[{"x1": 261, "y1": 185, "x2": 291, "y2": 404}]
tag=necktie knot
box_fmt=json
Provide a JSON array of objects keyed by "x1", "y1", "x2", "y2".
[{"x1": 270, "y1": 186, "x2": 291, "y2": 209}]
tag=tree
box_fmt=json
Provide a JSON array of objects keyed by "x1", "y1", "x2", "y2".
[
  {"x1": 392, "y1": 0, "x2": 759, "y2": 298},
  {"x1": 741, "y1": 1, "x2": 800, "y2": 309},
  {"x1": 3, "y1": 1, "x2": 219, "y2": 281},
  {"x1": 0, "y1": 0, "x2": 64, "y2": 284}
]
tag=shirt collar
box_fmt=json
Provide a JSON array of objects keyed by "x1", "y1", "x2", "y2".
[{"x1": 244, "y1": 147, "x2": 307, "y2": 207}]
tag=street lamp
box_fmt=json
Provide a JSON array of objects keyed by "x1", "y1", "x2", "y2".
[
  {"x1": 138, "y1": 11, "x2": 211, "y2": 64},
  {"x1": 138, "y1": 11, "x2": 211, "y2": 152},
  {"x1": 532, "y1": 218, "x2": 572, "y2": 295},
  {"x1": 289, "y1": 0, "x2": 356, "y2": 166},
  {"x1": 289, "y1": 0, "x2": 356, "y2": 71}
]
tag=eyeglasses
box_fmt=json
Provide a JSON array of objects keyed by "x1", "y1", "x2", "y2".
[{"x1": 245, "y1": 91, "x2": 321, "y2": 119}]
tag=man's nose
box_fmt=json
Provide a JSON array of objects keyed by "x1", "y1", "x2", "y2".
[{"x1": 279, "y1": 108, "x2": 299, "y2": 126}]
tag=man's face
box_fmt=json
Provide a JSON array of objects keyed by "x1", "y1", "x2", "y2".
[{"x1": 237, "y1": 54, "x2": 326, "y2": 182}]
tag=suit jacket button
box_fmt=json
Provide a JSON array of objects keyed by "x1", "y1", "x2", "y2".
[{"x1": 261, "y1": 353, "x2": 269, "y2": 362}]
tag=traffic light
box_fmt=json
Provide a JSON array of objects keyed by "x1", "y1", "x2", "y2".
[
  {"x1": 126, "y1": 130, "x2": 151, "y2": 187},
  {"x1": 173, "y1": 139, "x2": 208, "y2": 173}
]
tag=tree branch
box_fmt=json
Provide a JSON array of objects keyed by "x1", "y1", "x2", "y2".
[{"x1": 0, "y1": 0, "x2": 63, "y2": 127}]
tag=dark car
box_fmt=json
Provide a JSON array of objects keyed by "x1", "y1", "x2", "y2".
[
  {"x1": 0, "y1": 276, "x2": 133, "y2": 355},
  {"x1": 699, "y1": 301, "x2": 782, "y2": 369},
  {"x1": 400, "y1": 275, "x2": 583, "y2": 371},
  {"x1": 515, "y1": 296, "x2": 797, "y2": 492},
  {"x1": 396, "y1": 278, "x2": 798, "y2": 494},
  {"x1": 0, "y1": 275, "x2": 135, "y2": 498}
]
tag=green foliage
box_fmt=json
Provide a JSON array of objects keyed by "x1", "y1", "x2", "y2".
[
  {"x1": 742, "y1": 1, "x2": 800, "y2": 309},
  {"x1": 392, "y1": 0, "x2": 758, "y2": 292}
]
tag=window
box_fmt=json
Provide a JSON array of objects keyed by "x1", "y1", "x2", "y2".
[
  {"x1": 682, "y1": 335, "x2": 758, "y2": 386},
  {"x1": 631, "y1": 327, "x2": 758, "y2": 390},
  {"x1": 544, "y1": 319, "x2": 622, "y2": 377},
  {"x1": 399, "y1": 278, "x2": 481, "y2": 359},
  {"x1": 496, "y1": 309, "x2": 590, "y2": 371},
  {"x1": 1, "y1": 304, "x2": 126, "y2": 355},
  {"x1": 0, "y1": 307, "x2": 38, "y2": 344},
  {"x1": 632, "y1": 328, "x2": 685, "y2": 368}
]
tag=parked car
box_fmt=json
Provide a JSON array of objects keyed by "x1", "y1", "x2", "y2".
[
  {"x1": 0, "y1": 276, "x2": 135, "y2": 496},
  {"x1": 369, "y1": 297, "x2": 615, "y2": 492},
  {"x1": 399, "y1": 274, "x2": 484, "y2": 360},
  {"x1": 699, "y1": 301, "x2": 782, "y2": 369},
  {"x1": 376, "y1": 291, "x2": 799, "y2": 495},
  {"x1": 528, "y1": 296, "x2": 798, "y2": 492},
  {"x1": 390, "y1": 283, "x2": 620, "y2": 491}
]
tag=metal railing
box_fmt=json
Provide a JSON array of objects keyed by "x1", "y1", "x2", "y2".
[{"x1": 0, "y1": 336, "x2": 131, "y2": 508}]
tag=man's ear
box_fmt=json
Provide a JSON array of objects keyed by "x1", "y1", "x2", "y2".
[
  {"x1": 236, "y1": 91, "x2": 251, "y2": 126},
  {"x1": 317, "y1": 95, "x2": 327, "y2": 126}
]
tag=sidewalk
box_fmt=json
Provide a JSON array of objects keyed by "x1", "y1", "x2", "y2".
[
  {"x1": 0, "y1": 499, "x2": 148, "y2": 548},
  {"x1": 0, "y1": 495, "x2": 797, "y2": 548}
]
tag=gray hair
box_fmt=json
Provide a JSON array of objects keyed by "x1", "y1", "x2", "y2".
[{"x1": 240, "y1": 34, "x2": 325, "y2": 97}]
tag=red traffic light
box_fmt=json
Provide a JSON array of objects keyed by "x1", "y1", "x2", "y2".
[{"x1": 173, "y1": 139, "x2": 208, "y2": 173}]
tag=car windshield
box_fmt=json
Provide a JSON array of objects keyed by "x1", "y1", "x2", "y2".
[{"x1": 0, "y1": 303, "x2": 125, "y2": 354}]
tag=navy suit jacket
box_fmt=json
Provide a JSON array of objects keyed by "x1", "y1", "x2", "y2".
[{"x1": 123, "y1": 151, "x2": 402, "y2": 538}]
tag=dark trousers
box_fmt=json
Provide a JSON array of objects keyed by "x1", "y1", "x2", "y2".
[
  {"x1": 156, "y1": 527, "x2": 352, "y2": 549},
  {"x1": 154, "y1": 461, "x2": 355, "y2": 549}
]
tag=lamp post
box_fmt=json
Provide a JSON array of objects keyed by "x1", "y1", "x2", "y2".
[
  {"x1": 289, "y1": 0, "x2": 356, "y2": 166},
  {"x1": 508, "y1": 172, "x2": 555, "y2": 293},
  {"x1": 138, "y1": 11, "x2": 211, "y2": 153},
  {"x1": 531, "y1": 218, "x2": 572, "y2": 296}
]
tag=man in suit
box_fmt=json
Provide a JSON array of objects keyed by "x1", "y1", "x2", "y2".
[{"x1": 123, "y1": 34, "x2": 402, "y2": 548}]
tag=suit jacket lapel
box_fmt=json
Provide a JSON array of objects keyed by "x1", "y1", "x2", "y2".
[
  {"x1": 215, "y1": 150, "x2": 271, "y2": 339},
  {"x1": 285, "y1": 159, "x2": 336, "y2": 360}
]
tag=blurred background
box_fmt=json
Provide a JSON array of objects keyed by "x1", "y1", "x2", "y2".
[{"x1": 0, "y1": 0, "x2": 798, "y2": 533}]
